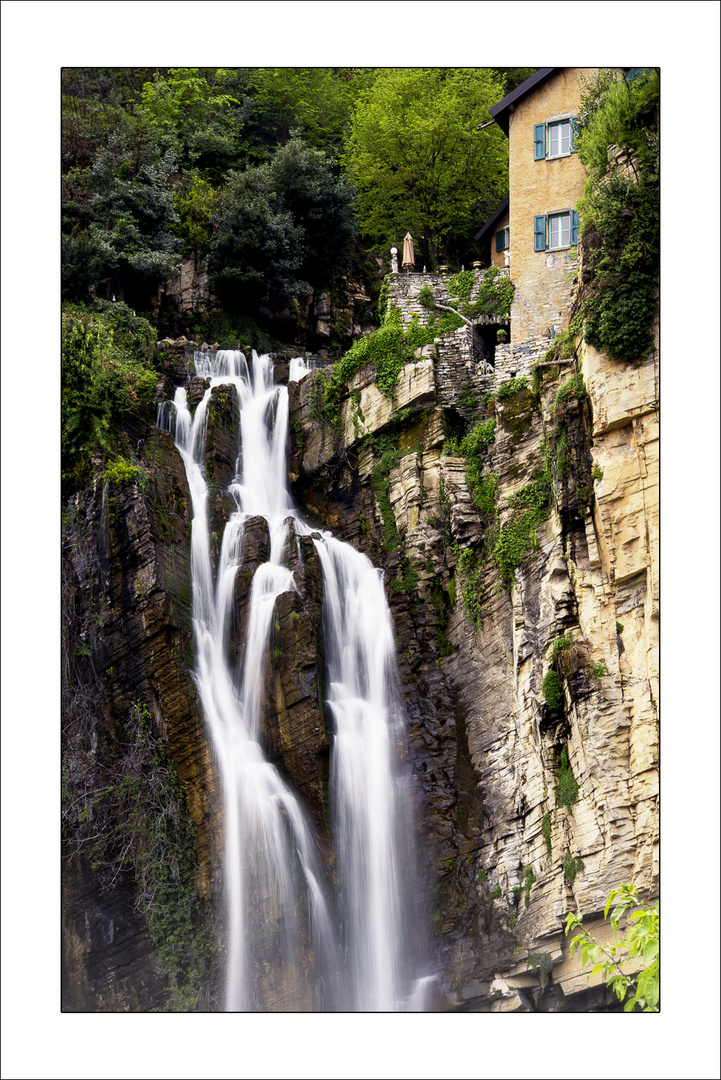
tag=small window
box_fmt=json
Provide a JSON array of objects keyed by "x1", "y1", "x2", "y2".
[
  {"x1": 495, "y1": 227, "x2": 510, "y2": 252},
  {"x1": 533, "y1": 211, "x2": 578, "y2": 252},
  {"x1": 548, "y1": 120, "x2": 571, "y2": 158},
  {"x1": 548, "y1": 212, "x2": 571, "y2": 250}
]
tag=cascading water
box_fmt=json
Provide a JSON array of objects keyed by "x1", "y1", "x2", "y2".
[{"x1": 159, "y1": 349, "x2": 425, "y2": 1011}]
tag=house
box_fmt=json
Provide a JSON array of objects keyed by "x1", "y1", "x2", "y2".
[
  {"x1": 474, "y1": 197, "x2": 510, "y2": 270},
  {"x1": 484, "y1": 68, "x2": 598, "y2": 345}
]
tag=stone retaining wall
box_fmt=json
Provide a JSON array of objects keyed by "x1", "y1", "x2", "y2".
[
  {"x1": 494, "y1": 336, "x2": 551, "y2": 384},
  {"x1": 387, "y1": 268, "x2": 511, "y2": 328}
]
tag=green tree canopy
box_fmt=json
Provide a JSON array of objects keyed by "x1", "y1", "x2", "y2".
[
  {"x1": 342, "y1": 68, "x2": 508, "y2": 268},
  {"x1": 244, "y1": 67, "x2": 376, "y2": 154},
  {"x1": 208, "y1": 137, "x2": 356, "y2": 305}
]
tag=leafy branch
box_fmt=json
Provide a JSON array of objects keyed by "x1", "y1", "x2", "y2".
[{"x1": 565, "y1": 882, "x2": 659, "y2": 1011}]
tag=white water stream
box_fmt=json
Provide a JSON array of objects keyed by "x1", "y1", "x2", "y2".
[{"x1": 159, "y1": 350, "x2": 423, "y2": 1011}]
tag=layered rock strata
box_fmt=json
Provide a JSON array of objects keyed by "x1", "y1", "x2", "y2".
[{"x1": 62, "y1": 324, "x2": 658, "y2": 1011}]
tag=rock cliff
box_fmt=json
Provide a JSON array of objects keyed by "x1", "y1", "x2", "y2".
[{"x1": 62, "y1": 321, "x2": 658, "y2": 1011}]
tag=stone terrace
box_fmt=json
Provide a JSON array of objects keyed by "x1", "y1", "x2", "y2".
[{"x1": 387, "y1": 269, "x2": 550, "y2": 411}]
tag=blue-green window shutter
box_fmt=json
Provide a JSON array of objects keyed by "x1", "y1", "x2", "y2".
[
  {"x1": 570, "y1": 117, "x2": 578, "y2": 152},
  {"x1": 534, "y1": 215, "x2": 546, "y2": 251},
  {"x1": 534, "y1": 123, "x2": 546, "y2": 160},
  {"x1": 495, "y1": 229, "x2": 505, "y2": 253},
  {"x1": 571, "y1": 210, "x2": 579, "y2": 244}
]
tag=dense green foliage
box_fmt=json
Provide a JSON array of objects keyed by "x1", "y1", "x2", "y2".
[
  {"x1": 565, "y1": 883, "x2": 659, "y2": 1011},
  {"x1": 61, "y1": 301, "x2": 160, "y2": 494},
  {"x1": 343, "y1": 68, "x2": 508, "y2": 268},
  {"x1": 574, "y1": 70, "x2": 659, "y2": 361},
  {"x1": 62, "y1": 66, "x2": 523, "y2": 315},
  {"x1": 62, "y1": 67, "x2": 361, "y2": 313},
  {"x1": 207, "y1": 136, "x2": 356, "y2": 305}
]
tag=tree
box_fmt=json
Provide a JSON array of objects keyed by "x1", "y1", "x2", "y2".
[
  {"x1": 208, "y1": 137, "x2": 356, "y2": 304},
  {"x1": 137, "y1": 67, "x2": 243, "y2": 176},
  {"x1": 244, "y1": 67, "x2": 374, "y2": 154},
  {"x1": 565, "y1": 882, "x2": 659, "y2": 1011},
  {"x1": 342, "y1": 68, "x2": 508, "y2": 268}
]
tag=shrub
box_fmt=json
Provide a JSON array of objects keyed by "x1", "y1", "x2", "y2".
[
  {"x1": 103, "y1": 457, "x2": 144, "y2": 487},
  {"x1": 522, "y1": 865, "x2": 537, "y2": 908},
  {"x1": 62, "y1": 302, "x2": 160, "y2": 495},
  {"x1": 549, "y1": 633, "x2": 578, "y2": 677},
  {"x1": 556, "y1": 746, "x2": 579, "y2": 813},
  {"x1": 563, "y1": 849, "x2": 585, "y2": 886},
  {"x1": 497, "y1": 376, "x2": 529, "y2": 400},
  {"x1": 541, "y1": 812, "x2": 552, "y2": 855},
  {"x1": 553, "y1": 373, "x2": 586, "y2": 414},
  {"x1": 542, "y1": 671, "x2": 563, "y2": 711},
  {"x1": 493, "y1": 471, "x2": 552, "y2": 588}
]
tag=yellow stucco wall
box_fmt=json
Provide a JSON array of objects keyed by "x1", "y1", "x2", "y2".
[{"x1": 508, "y1": 68, "x2": 597, "y2": 342}]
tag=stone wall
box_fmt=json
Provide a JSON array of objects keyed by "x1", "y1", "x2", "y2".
[
  {"x1": 387, "y1": 268, "x2": 510, "y2": 329},
  {"x1": 494, "y1": 336, "x2": 551, "y2": 383},
  {"x1": 387, "y1": 269, "x2": 508, "y2": 415}
]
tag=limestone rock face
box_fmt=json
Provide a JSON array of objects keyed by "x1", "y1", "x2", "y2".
[
  {"x1": 289, "y1": 331, "x2": 659, "y2": 1012},
  {"x1": 63, "y1": 318, "x2": 658, "y2": 1011}
]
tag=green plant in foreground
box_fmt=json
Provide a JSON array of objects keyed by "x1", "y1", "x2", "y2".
[
  {"x1": 590, "y1": 661, "x2": 609, "y2": 679},
  {"x1": 565, "y1": 882, "x2": 659, "y2": 1011}
]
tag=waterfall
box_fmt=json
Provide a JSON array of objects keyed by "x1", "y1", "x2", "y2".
[{"x1": 159, "y1": 349, "x2": 423, "y2": 1011}]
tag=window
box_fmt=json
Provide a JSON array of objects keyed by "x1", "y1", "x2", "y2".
[
  {"x1": 534, "y1": 211, "x2": 579, "y2": 252},
  {"x1": 548, "y1": 212, "x2": 570, "y2": 249},
  {"x1": 548, "y1": 120, "x2": 571, "y2": 158},
  {"x1": 534, "y1": 118, "x2": 577, "y2": 160},
  {"x1": 495, "y1": 227, "x2": 510, "y2": 252}
]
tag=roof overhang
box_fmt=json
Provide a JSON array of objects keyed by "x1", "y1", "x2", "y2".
[
  {"x1": 489, "y1": 68, "x2": 557, "y2": 135},
  {"x1": 474, "y1": 197, "x2": 510, "y2": 245}
]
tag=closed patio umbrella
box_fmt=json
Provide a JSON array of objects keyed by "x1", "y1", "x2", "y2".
[{"x1": 402, "y1": 232, "x2": 415, "y2": 271}]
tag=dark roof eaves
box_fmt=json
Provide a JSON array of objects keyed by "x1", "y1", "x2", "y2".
[
  {"x1": 474, "y1": 197, "x2": 510, "y2": 245},
  {"x1": 489, "y1": 68, "x2": 558, "y2": 134}
]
